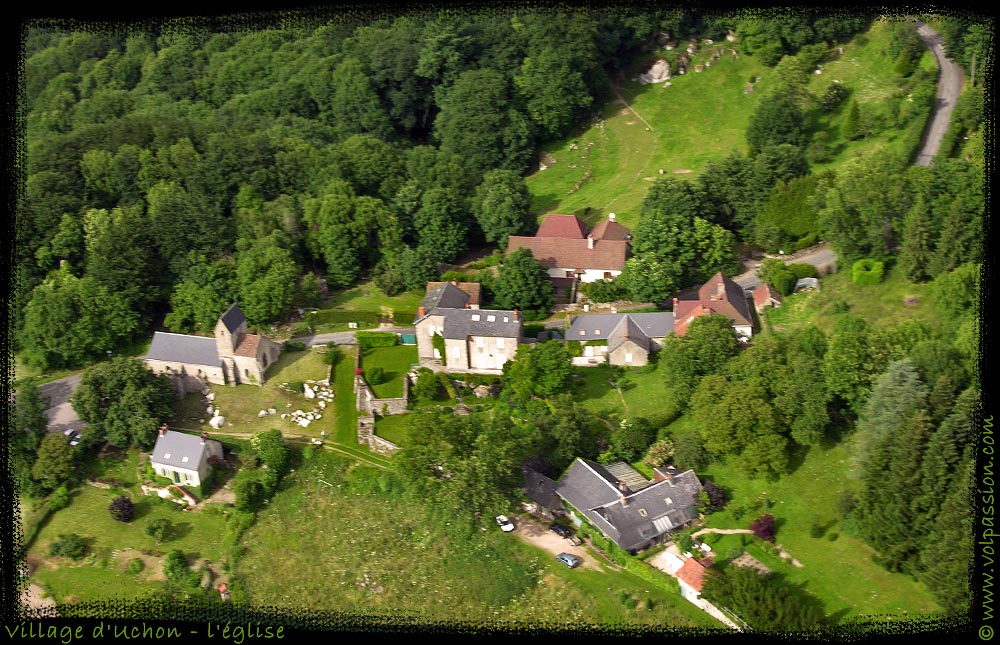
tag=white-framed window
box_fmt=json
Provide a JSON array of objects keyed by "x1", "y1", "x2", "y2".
[
  {"x1": 503, "y1": 316, "x2": 509, "y2": 323},
  {"x1": 471, "y1": 314, "x2": 480, "y2": 321},
  {"x1": 579, "y1": 330, "x2": 586, "y2": 336},
  {"x1": 595, "y1": 329, "x2": 601, "y2": 335},
  {"x1": 487, "y1": 315, "x2": 496, "y2": 322},
  {"x1": 475, "y1": 336, "x2": 485, "y2": 348},
  {"x1": 625, "y1": 352, "x2": 633, "y2": 363},
  {"x1": 496, "y1": 337, "x2": 505, "y2": 349},
  {"x1": 665, "y1": 497, "x2": 673, "y2": 505}
]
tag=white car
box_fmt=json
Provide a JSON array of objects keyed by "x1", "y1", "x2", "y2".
[{"x1": 495, "y1": 515, "x2": 515, "y2": 532}]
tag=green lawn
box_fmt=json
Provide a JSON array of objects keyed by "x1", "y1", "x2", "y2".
[
  {"x1": 373, "y1": 413, "x2": 410, "y2": 446},
  {"x1": 572, "y1": 363, "x2": 673, "y2": 421},
  {"x1": 696, "y1": 441, "x2": 941, "y2": 619},
  {"x1": 236, "y1": 451, "x2": 717, "y2": 629},
  {"x1": 27, "y1": 483, "x2": 228, "y2": 604},
  {"x1": 323, "y1": 280, "x2": 424, "y2": 322},
  {"x1": 360, "y1": 345, "x2": 419, "y2": 399},
  {"x1": 170, "y1": 348, "x2": 332, "y2": 439}
]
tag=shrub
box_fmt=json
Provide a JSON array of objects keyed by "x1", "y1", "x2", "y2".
[
  {"x1": 48, "y1": 485, "x2": 70, "y2": 512},
  {"x1": 773, "y1": 269, "x2": 798, "y2": 296},
  {"x1": 643, "y1": 439, "x2": 676, "y2": 469},
  {"x1": 852, "y1": 259, "x2": 884, "y2": 285},
  {"x1": 750, "y1": 514, "x2": 777, "y2": 543},
  {"x1": 146, "y1": 518, "x2": 173, "y2": 544},
  {"x1": 698, "y1": 479, "x2": 728, "y2": 513},
  {"x1": 127, "y1": 558, "x2": 144, "y2": 575},
  {"x1": 788, "y1": 263, "x2": 817, "y2": 279},
  {"x1": 809, "y1": 518, "x2": 826, "y2": 539},
  {"x1": 366, "y1": 367, "x2": 385, "y2": 385},
  {"x1": 827, "y1": 531, "x2": 839, "y2": 542},
  {"x1": 437, "y1": 373, "x2": 458, "y2": 399},
  {"x1": 726, "y1": 546, "x2": 744, "y2": 561},
  {"x1": 49, "y1": 533, "x2": 87, "y2": 560},
  {"x1": 163, "y1": 550, "x2": 199, "y2": 588},
  {"x1": 522, "y1": 324, "x2": 545, "y2": 338},
  {"x1": 432, "y1": 333, "x2": 446, "y2": 366},
  {"x1": 792, "y1": 232, "x2": 818, "y2": 251},
  {"x1": 284, "y1": 341, "x2": 306, "y2": 352},
  {"x1": 108, "y1": 496, "x2": 135, "y2": 522},
  {"x1": 412, "y1": 369, "x2": 441, "y2": 402}
]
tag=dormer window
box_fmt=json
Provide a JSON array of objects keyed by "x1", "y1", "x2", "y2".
[
  {"x1": 638, "y1": 508, "x2": 648, "y2": 517},
  {"x1": 487, "y1": 315, "x2": 496, "y2": 322},
  {"x1": 182, "y1": 457, "x2": 189, "y2": 463},
  {"x1": 665, "y1": 497, "x2": 673, "y2": 505},
  {"x1": 471, "y1": 314, "x2": 480, "y2": 321},
  {"x1": 595, "y1": 329, "x2": 601, "y2": 335},
  {"x1": 503, "y1": 316, "x2": 509, "y2": 322},
  {"x1": 579, "y1": 330, "x2": 586, "y2": 336},
  {"x1": 164, "y1": 453, "x2": 171, "y2": 459}
]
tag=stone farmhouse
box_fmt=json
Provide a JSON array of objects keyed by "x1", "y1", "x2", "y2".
[
  {"x1": 566, "y1": 311, "x2": 675, "y2": 367},
  {"x1": 506, "y1": 213, "x2": 631, "y2": 301},
  {"x1": 548, "y1": 458, "x2": 703, "y2": 553},
  {"x1": 149, "y1": 425, "x2": 224, "y2": 487},
  {"x1": 144, "y1": 303, "x2": 282, "y2": 394},
  {"x1": 414, "y1": 281, "x2": 522, "y2": 373}
]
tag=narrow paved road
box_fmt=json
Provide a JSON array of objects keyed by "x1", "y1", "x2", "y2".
[
  {"x1": 38, "y1": 373, "x2": 86, "y2": 435},
  {"x1": 291, "y1": 325, "x2": 416, "y2": 347},
  {"x1": 913, "y1": 19, "x2": 965, "y2": 166}
]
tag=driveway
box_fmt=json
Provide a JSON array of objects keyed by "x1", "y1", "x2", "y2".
[
  {"x1": 38, "y1": 373, "x2": 87, "y2": 435},
  {"x1": 912, "y1": 19, "x2": 965, "y2": 166},
  {"x1": 292, "y1": 325, "x2": 416, "y2": 347},
  {"x1": 732, "y1": 243, "x2": 838, "y2": 291},
  {"x1": 509, "y1": 515, "x2": 606, "y2": 571}
]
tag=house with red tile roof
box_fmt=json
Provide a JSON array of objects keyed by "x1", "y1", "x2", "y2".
[
  {"x1": 672, "y1": 272, "x2": 756, "y2": 338},
  {"x1": 144, "y1": 303, "x2": 281, "y2": 393},
  {"x1": 505, "y1": 213, "x2": 632, "y2": 286},
  {"x1": 676, "y1": 557, "x2": 709, "y2": 604},
  {"x1": 752, "y1": 282, "x2": 783, "y2": 313}
]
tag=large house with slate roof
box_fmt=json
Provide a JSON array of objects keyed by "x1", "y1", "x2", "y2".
[
  {"x1": 149, "y1": 426, "x2": 224, "y2": 487},
  {"x1": 144, "y1": 303, "x2": 282, "y2": 394},
  {"x1": 414, "y1": 281, "x2": 522, "y2": 373},
  {"x1": 566, "y1": 311, "x2": 675, "y2": 366},
  {"x1": 553, "y1": 458, "x2": 703, "y2": 553}
]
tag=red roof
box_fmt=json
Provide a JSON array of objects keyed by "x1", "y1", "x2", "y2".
[
  {"x1": 676, "y1": 557, "x2": 707, "y2": 592},
  {"x1": 672, "y1": 272, "x2": 753, "y2": 334},
  {"x1": 753, "y1": 282, "x2": 782, "y2": 307},
  {"x1": 535, "y1": 214, "x2": 588, "y2": 238},
  {"x1": 589, "y1": 219, "x2": 631, "y2": 241},
  {"x1": 506, "y1": 236, "x2": 629, "y2": 272},
  {"x1": 233, "y1": 334, "x2": 262, "y2": 357}
]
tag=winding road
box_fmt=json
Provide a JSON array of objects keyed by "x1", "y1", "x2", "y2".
[{"x1": 912, "y1": 19, "x2": 965, "y2": 166}]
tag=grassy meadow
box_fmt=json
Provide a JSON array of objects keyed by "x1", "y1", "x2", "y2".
[{"x1": 360, "y1": 344, "x2": 419, "y2": 399}]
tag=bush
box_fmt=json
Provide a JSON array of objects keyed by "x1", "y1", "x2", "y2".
[
  {"x1": 827, "y1": 531, "x2": 839, "y2": 542},
  {"x1": 787, "y1": 263, "x2": 817, "y2": 279},
  {"x1": 48, "y1": 485, "x2": 70, "y2": 512},
  {"x1": 108, "y1": 496, "x2": 135, "y2": 522},
  {"x1": 412, "y1": 369, "x2": 441, "y2": 402},
  {"x1": 356, "y1": 332, "x2": 398, "y2": 350},
  {"x1": 284, "y1": 341, "x2": 306, "y2": 352},
  {"x1": 750, "y1": 514, "x2": 777, "y2": 542},
  {"x1": 49, "y1": 533, "x2": 87, "y2": 560},
  {"x1": 809, "y1": 518, "x2": 826, "y2": 539},
  {"x1": 773, "y1": 269, "x2": 798, "y2": 296},
  {"x1": 852, "y1": 259, "x2": 884, "y2": 285},
  {"x1": 163, "y1": 550, "x2": 199, "y2": 588},
  {"x1": 127, "y1": 558, "x2": 144, "y2": 575},
  {"x1": 146, "y1": 518, "x2": 173, "y2": 544},
  {"x1": 437, "y1": 373, "x2": 458, "y2": 399},
  {"x1": 522, "y1": 324, "x2": 545, "y2": 338},
  {"x1": 792, "y1": 232, "x2": 818, "y2": 251},
  {"x1": 366, "y1": 367, "x2": 385, "y2": 385}
]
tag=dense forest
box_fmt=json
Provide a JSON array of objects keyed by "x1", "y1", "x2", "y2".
[{"x1": 11, "y1": 6, "x2": 989, "y2": 623}]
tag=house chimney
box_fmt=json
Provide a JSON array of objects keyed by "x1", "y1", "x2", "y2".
[
  {"x1": 609, "y1": 212, "x2": 616, "y2": 222},
  {"x1": 587, "y1": 235, "x2": 594, "y2": 250},
  {"x1": 513, "y1": 309, "x2": 518, "y2": 320},
  {"x1": 465, "y1": 302, "x2": 470, "y2": 309},
  {"x1": 418, "y1": 306, "x2": 426, "y2": 318}
]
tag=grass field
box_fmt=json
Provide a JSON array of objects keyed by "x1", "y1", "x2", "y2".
[
  {"x1": 235, "y1": 451, "x2": 717, "y2": 630},
  {"x1": 360, "y1": 345, "x2": 419, "y2": 399},
  {"x1": 373, "y1": 413, "x2": 410, "y2": 446},
  {"x1": 323, "y1": 281, "x2": 424, "y2": 320},
  {"x1": 571, "y1": 363, "x2": 673, "y2": 420},
  {"x1": 696, "y1": 440, "x2": 942, "y2": 619},
  {"x1": 525, "y1": 18, "x2": 934, "y2": 231}
]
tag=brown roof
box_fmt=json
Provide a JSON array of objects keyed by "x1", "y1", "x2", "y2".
[
  {"x1": 672, "y1": 272, "x2": 753, "y2": 335},
  {"x1": 589, "y1": 219, "x2": 631, "y2": 241},
  {"x1": 675, "y1": 557, "x2": 707, "y2": 592},
  {"x1": 753, "y1": 282, "x2": 782, "y2": 307},
  {"x1": 535, "y1": 214, "x2": 588, "y2": 238},
  {"x1": 426, "y1": 281, "x2": 482, "y2": 306},
  {"x1": 673, "y1": 303, "x2": 713, "y2": 336},
  {"x1": 233, "y1": 334, "x2": 262, "y2": 357},
  {"x1": 506, "y1": 236, "x2": 629, "y2": 272}
]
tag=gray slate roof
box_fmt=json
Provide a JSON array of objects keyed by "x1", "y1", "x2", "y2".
[
  {"x1": 567, "y1": 312, "x2": 674, "y2": 342},
  {"x1": 441, "y1": 308, "x2": 521, "y2": 339},
  {"x1": 218, "y1": 303, "x2": 246, "y2": 333},
  {"x1": 145, "y1": 332, "x2": 220, "y2": 367},
  {"x1": 608, "y1": 315, "x2": 651, "y2": 353},
  {"x1": 150, "y1": 430, "x2": 210, "y2": 470},
  {"x1": 422, "y1": 282, "x2": 471, "y2": 310},
  {"x1": 555, "y1": 458, "x2": 702, "y2": 552},
  {"x1": 522, "y1": 467, "x2": 560, "y2": 510}
]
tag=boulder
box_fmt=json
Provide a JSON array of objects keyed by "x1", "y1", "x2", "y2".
[
  {"x1": 209, "y1": 415, "x2": 226, "y2": 429},
  {"x1": 258, "y1": 410, "x2": 268, "y2": 418},
  {"x1": 303, "y1": 384, "x2": 315, "y2": 399},
  {"x1": 206, "y1": 392, "x2": 215, "y2": 401},
  {"x1": 268, "y1": 408, "x2": 276, "y2": 415}
]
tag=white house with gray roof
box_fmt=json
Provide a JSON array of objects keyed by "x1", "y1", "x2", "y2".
[
  {"x1": 554, "y1": 458, "x2": 702, "y2": 553},
  {"x1": 566, "y1": 312, "x2": 674, "y2": 366},
  {"x1": 149, "y1": 427, "x2": 224, "y2": 487},
  {"x1": 144, "y1": 303, "x2": 281, "y2": 394}
]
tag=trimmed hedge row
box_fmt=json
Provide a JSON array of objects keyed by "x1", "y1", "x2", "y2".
[
  {"x1": 437, "y1": 372, "x2": 458, "y2": 399},
  {"x1": 852, "y1": 259, "x2": 884, "y2": 285},
  {"x1": 356, "y1": 332, "x2": 399, "y2": 350}
]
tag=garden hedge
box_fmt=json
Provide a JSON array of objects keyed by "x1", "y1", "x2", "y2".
[{"x1": 852, "y1": 259, "x2": 884, "y2": 285}]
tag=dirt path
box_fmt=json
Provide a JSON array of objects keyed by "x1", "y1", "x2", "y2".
[
  {"x1": 21, "y1": 583, "x2": 57, "y2": 616},
  {"x1": 692, "y1": 528, "x2": 752, "y2": 537},
  {"x1": 510, "y1": 516, "x2": 608, "y2": 572}
]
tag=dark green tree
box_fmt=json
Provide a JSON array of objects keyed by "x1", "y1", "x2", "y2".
[
  {"x1": 493, "y1": 248, "x2": 554, "y2": 317},
  {"x1": 471, "y1": 169, "x2": 533, "y2": 248},
  {"x1": 236, "y1": 233, "x2": 299, "y2": 325},
  {"x1": 745, "y1": 93, "x2": 809, "y2": 155},
  {"x1": 501, "y1": 341, "x2": 572, "y2": 403},
  {"x1": 31, "y1": 433, "x2": 76, "y2": 492}
]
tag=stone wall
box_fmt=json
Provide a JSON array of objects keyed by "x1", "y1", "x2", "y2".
[{"x1": 354, "y1": 347, "x2": 403, "y2": 455}]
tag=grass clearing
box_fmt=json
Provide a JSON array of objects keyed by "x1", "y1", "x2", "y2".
[
  {"x1": 323, "y1": 281, "x2": 424, "y2": 321},
  {"x1": 236, "y1": 451, "x2": 716, "y2": 629},
  {"x1": 360, "y1": 345, "x2": 418, "y2": 399},
  {"x1": 373, "y1": 413, "x2": 409, "y2": 446},
  {"x1": 572, "y1": 363, "x2": 672, "y2": 421},
  {"x1": 697, "y1": 441, "x2": 941, "y2": 619}
]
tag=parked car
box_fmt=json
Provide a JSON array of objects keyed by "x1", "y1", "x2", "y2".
[
  {"x1": 555, "y1": 552, "x2": 581, "y2": 568},
  {"x1": 63, "y1": 429, "x2": 80, "y2": 446},
  {"x1": 549, "y1": 523, "x2": 572, "y2": 538},
  {"x1": 495, "y1": 515, "x2": 515, "y2": 532}
]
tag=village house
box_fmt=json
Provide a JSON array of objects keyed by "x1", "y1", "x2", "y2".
[
  {"x1": 672, "y1": 272, "x2": 756, "y2": 339},
  {"x1": 752, "y1": 282, "x2": 783, "y2": 313},
  {"x1": 413, "y1": 281, "x2": 522, "y2": 373},
  {"x1": 566, "y1": 311, "x2": 675, "y2": 366},
  {"x1": 144, "y1": 303, "x2": 282, "y2": 394},
  {"x1": 505, "y1": 213, "x2": 631, "y2": 301},
  {"x1": 148, "y1": 425, "x2": 224, "y2": 487},
  {"x1": 552, "y1": 458, "x2": 703, "y2": 553}
]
